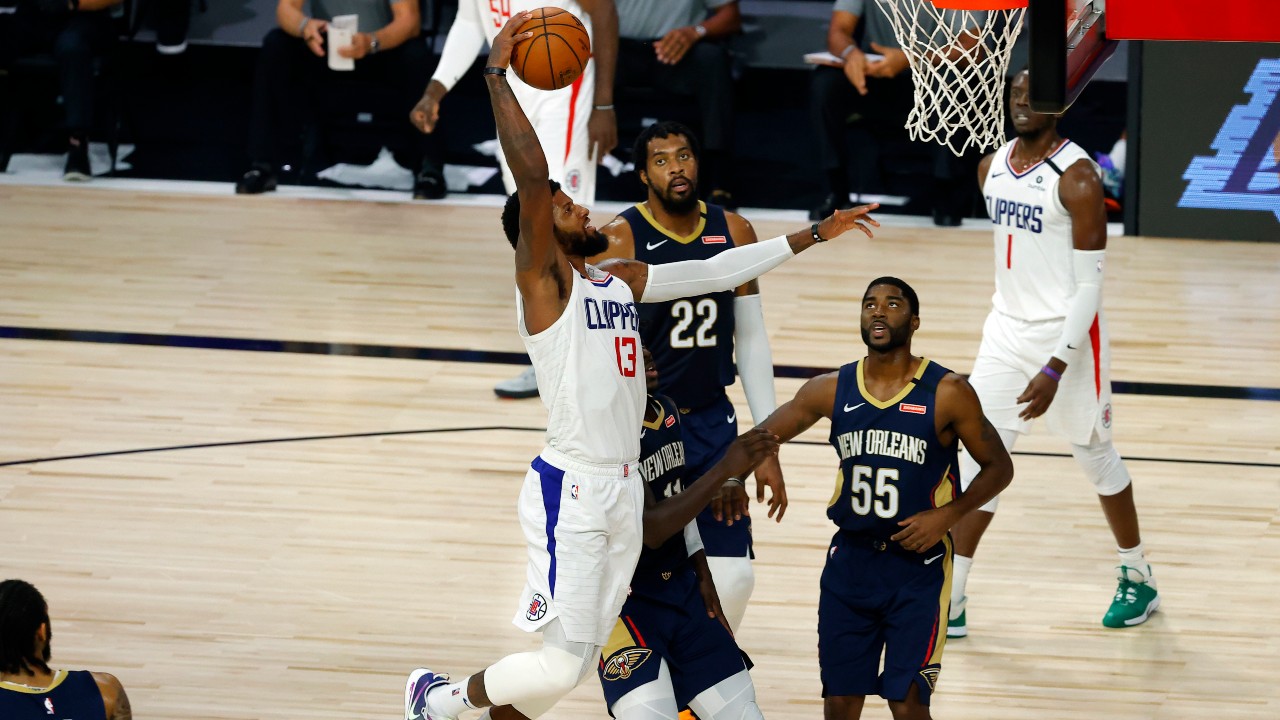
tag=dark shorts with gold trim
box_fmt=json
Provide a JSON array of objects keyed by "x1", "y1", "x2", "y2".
[
  {"x1": 598, "y1": 568, "x2": 746, "y2": 714},
  {"x1": 818, "y1": 530, "x2": 952, "y2": 704}
]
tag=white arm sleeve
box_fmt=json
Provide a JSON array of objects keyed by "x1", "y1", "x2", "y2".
[
  {"x1": 640, "y1": 236, "x2": 795, "y2": 304},
  {"x1": 683, "y1": 519, "x2": 705, "y2": 557},
  {"x1": 733, "y1": 294, "x2": 776, "y2": 422},
  {"x1": 431, "y1": 0, "x2": 486, "y2": 91},
  {"x1": 1052, "y1": 249, "x2": 1105, "y2": 359}
]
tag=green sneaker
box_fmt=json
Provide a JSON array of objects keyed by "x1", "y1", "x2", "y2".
[
  {"x1": 1103, "y1": 567, "x2": 1160, "y2": 628},
  {"x1": 947, "y1": 596, "x2": 968, "y2": 638}
]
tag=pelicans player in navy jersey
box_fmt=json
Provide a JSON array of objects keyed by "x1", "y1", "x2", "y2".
[
  {"x1": 591, "y1": 121, "x2": 797, "y2": 633},
  {"x1": 598, "y1": 348, "x2": 768, "y2": 720},
  {"x1": 406, "y1": 16, "x2": 880, "y2": 720},
  {"x1": 947, "y1": 70, "x2": 1160, "y2": 637},
  {"x1": 0, "y1": 580, "x2": 132, "y2": 720},
  {"x1": 760, "y1": 278, "x2": 1012, "y2": 720}
]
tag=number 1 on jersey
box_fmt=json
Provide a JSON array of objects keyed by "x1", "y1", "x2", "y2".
[
  {"x1": 1006, "y1": 233, "x2": 1013, "y2": 269},
  {"x1": 615, "y1": 336, "x2": 637, "y2": 377}
]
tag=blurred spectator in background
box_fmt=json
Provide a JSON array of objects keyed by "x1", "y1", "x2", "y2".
[
  {"x1": 809, "y1": 0, "x2": 912, "y2": 219},
  {"x1": 0, "y1": 579, "x2": 132, "y2": 720},
  {"x1": 616, "y1": 0, "x2": 740, "y2": 207},
  {"x1": 0, "y1": 0, "x2": 124, "y2": 180},
  {"x1": 810, "y1": 0, "x2": 982, "y2": 225},
  {"x1": 237, "y1": 0, "x2": 445, "y2": 199},
  {"x1": 151, "y1": 0, "x2": 190, "y2": 56}
]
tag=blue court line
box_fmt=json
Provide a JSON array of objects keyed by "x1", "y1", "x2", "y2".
[{"x1": 2, "y1": 324, "x2": 1278, "y2": 402}]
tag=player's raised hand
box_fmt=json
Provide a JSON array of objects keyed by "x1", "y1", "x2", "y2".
[
  {"x1": 817, "y1": 203, "x2": 881, "y2": 240},
  {"x1": 720, "y1": 427, "x2": 780, "y2": 477},
  {"x1": 486, "y1": 11, "x2": 535, "y2": 70}
]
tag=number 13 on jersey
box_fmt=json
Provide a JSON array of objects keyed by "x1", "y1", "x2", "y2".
[{"x1": 615, "y1": 336, "x2": 637, "y2": 377}]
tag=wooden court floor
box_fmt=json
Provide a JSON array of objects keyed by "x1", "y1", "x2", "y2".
[{"x1": 1, "y1": 185, "x2": 1278, "y2": 719}]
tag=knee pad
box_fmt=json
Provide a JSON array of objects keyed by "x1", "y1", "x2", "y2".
[
  {"x1": 689, "y1": 669, "x2": 763, "y2": 720},
  {"x1": 958, "y1": 426, "x2": 1019, "y2": 513},
  {"x1": 704, "y1": 554, "x2": 755, "y2": 633},
  {"x1": 485, "y1": 620, "x2": 598, "y2": 709},
  {"x1": 610, "y1": 660, "x2": 679, "y2": 720},
  {"x1": 1070, "y1": 439, "x2": 1131, "y2": 496}
]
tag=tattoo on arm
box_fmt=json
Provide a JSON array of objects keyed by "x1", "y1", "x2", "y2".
[{"x1": 113, "y1": 685, "x2": 133, "y2": 720}]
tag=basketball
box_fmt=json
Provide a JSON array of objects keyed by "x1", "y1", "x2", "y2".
[{"x1": 510, "y1": 7, "x2": 592, "y2": 91}]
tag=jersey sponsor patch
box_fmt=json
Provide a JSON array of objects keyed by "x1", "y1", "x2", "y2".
[
  {"x1": 899, "y1": 402, "x2": 927, "y2": 415},
  {"x1": 664, "y1": 414, "x2": 676, "y2": 427},
  {"x1": 701, "y1": 235, "x2": 727, "y2": 244},
  {"x1": 601, "y1": 648, "x2": 653, "y2": 681}
]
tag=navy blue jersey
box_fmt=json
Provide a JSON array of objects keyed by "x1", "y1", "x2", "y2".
[
  {"x1": 826, "y1": 359, "x2": 958, "y2": 540},
  {"x1": 627, "y1": 201, "x2": 737, "y2": 410},
  {"x1": 632, "y1": 393, "x2": 693, "y2": 599},
  {"x1": 0, "y1": 670, "x2": 106, "y2": 720}
]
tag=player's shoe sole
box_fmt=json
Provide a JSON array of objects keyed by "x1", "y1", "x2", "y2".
[{"x1": 404, "y1": 667, "x2": 452, "y2": 720}]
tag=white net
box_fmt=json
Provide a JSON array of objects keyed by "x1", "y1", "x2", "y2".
[{"x1": 874, "y1": 0, "x2": 1026, "y2": 156}]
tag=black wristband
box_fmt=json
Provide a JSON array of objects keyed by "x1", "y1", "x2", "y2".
[
  {"x1": 811, "y1": 222, "x2": 826, "y2": 243},
  {"x1": 483, "y1": 66, "x2": 508, "y2": 76}
]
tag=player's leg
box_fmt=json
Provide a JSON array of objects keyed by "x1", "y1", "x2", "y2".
[
  {"x1": 610, "y1": 659, "x2": 681, "y2": 720},
  {"x1": 688, "y1": 669, "x2": 763, "y2": 720},
  {"x1": 819, "y1": 535, "x2": 884, "y2": 720},
  {"x1": 684, "y1": 397, "x2": 754, "y2": 632},
  {"x1": 1047, "y1": 317, "x2": 1158, "y2": 627},
  {"x1": 881, "y1": 543, "x2": 949, "y2": 720},
  {"x1": 664, "y1": 580, "x2": 752, "y2": 719},
  {"x1": 949, "y1": 313, "x2": 1031, "y2": 637}
]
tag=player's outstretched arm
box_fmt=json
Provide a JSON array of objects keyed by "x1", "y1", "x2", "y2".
[
  {"x1": 640, "y1": 427, "x2": 778, "y2": 548},
  {"x1": 891, "y1": 374, "x2": 1014, "y2": 552},
  {"x1": 759, "y1": 372, "x2": 838, "y2": 444},
  {"x1": 602, "y1": 204, "x2": 881, "y2": 304}
]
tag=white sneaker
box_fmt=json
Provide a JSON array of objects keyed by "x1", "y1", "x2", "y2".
[
  {"x1": 947, "y1": 595, "x2": 968, "y2": 638},
  {"x1": 494, "y1": 365, "x2": 538, "y2": 399}
]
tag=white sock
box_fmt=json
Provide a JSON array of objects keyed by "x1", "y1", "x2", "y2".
[
  {"x1": 426, "y1": 676, "x2": 476, "y2": 718},
  {"x1": 951, "y1": 555, "x2": 973, "y2": 609},
  {"x1": 1117, "y1": 544, "x2": 1154, "y2": 586}
]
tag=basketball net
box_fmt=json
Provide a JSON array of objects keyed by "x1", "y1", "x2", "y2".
[{"x1": 874, "y1": 0, "x2": 1026, "y2": 156}]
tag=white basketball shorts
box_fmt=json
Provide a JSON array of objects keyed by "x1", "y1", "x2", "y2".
[
  {"x1": 513, "y1": 446, "x2": 644, "y2": 645},
  {"x1": 968, "y1": 309, "x2": 1115, "y2": 446}
]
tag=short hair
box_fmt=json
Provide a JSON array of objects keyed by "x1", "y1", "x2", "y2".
[
  {"x1": 631, "y1": 121, "x2": 701, "y2": 175},
  {"x1": 864, "y1": 276, "x2": 920, "y2": 316},
  {"x1": 0, "y1": 579, "x2": 51, "y2": 675},
  {"x1": 501, "y1": 180, "x2": 562, "y2": 249}
]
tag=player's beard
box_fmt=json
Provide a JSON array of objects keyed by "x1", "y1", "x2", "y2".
[
  {"x1": 653, "y1": 178, "x2": 700, "y2": 215},
  {"x1": 861, "y1": 321, "x2": 911, "y2": 352},
  {"x1": 565, "y1": 228, "x2": 609, "y2": 257}
]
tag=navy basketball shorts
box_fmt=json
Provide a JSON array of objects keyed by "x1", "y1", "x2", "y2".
[
  {"x1": 681, "y1": 396, "x2": 751, "y2": 558},
  {"x1": 818, "y1": 530, "x2": 952, "y2": 704},
  {"x1": 598, "y1": 570, "x2": 746, "y2": 714}
]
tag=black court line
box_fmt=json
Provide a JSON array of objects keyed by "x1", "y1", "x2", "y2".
[
  {"x1": 3, "y1": 427, "x2": 1277, "y2": 470},
  {"x1": 3, "y1": 325, "x2": 1279, "y2": 402}
]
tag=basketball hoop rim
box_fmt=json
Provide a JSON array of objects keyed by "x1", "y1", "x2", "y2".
[{"x1": 929, "y1": 0, "x2": 1027, "y2": 9}]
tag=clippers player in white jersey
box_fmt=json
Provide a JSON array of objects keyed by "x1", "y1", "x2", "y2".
[
  {"x1": 947, "y1": 70, "x2": 1159, "y2": 636},
  {"x1": 410, "y1": 0, "x2": 618, "y2": 203},
  {"x1": 404, "y1": 15, "x2": 881, "y2": 720}
]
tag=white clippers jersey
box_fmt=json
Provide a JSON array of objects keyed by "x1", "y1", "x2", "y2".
[
  {"x1": 518, "y1": 265, "x2": 646, "y2": 466},
  {"x1": 983, "y1": 139, "x2": 1099, "y2": 322},
  {"x1": 477, "y1": 0, "x2": 592, "y2": 45}
]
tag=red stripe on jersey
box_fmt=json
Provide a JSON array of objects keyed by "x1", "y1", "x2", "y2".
[
  {"x1": 624, "y1": 615, "x2": 647, "y2": 647},
  {"x1": 1089, "y1": 315, "x2": 1102, "y2": 398},
  {"x1": 565, "y1": 74, "x2": 584, "y2": 163}
]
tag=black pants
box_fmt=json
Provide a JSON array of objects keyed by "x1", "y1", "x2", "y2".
[
  {"x1": 0, "y1": 5, "x2": 117, "y2": 134},
  {"x1": 247, "y1": 28, "x2": 440, "y2": 171},
  {"x1": 616, "y1": 37, "x2": 733, "y2": 162},
  {"x1": 809, "y1": 64, "x2": 914, "y2": 191}
]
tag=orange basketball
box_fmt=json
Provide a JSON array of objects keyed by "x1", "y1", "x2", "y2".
[{"x1": 510, "y1": 7, "x2": 592, "y2": 91}]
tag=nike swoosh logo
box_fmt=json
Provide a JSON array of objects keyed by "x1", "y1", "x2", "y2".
[
  {"x1": 1067, "y1": 343, "x2": 1077, "y2": 350},
  {"x1": 924, "y1": 553, "x2": 944, "y2": 565},
  {"x1": 726, "y1": 413, "x2": 736, "y2": 423},
  {"x1": 645, "y1": 239, "x2": 670, "y2": 250},
  {"x1": 843, "y1": 403, "x2": 865, "y2": 412},
  {"x1": 991, "y1": 171, "x2": 1007, "y2": 177}
]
